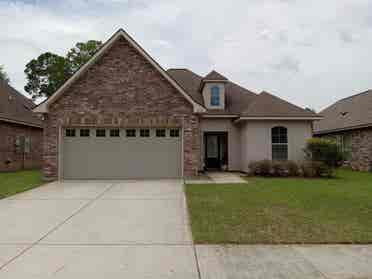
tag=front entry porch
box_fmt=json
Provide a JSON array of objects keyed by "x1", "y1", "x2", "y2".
[{"x1": 204, "y1": 132, "x2": 228, "y2": 170}]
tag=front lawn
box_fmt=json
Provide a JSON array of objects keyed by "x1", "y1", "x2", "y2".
[
  {"x1": 0, "y1": 170, "x2": 44, "y2": 199},
  {"x1": 186, "y1": 169, "x2": 372, "y2": 244}
]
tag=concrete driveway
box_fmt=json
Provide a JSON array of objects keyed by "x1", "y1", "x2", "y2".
[
  {"x1": 0, "y1": 180, "x2": 198, "y2": 278},
  {"x1": 1, "y1": 180, "x2": 372, "y2": 278}
]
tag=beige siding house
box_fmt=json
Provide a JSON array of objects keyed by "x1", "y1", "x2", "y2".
[{"x1": 34, "y1": 29, "x2": 321, "y2": 180}]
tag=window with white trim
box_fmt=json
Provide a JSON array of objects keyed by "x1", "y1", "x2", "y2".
[
  {"x1": 210, "y1": 86, "x2": 220, "y2": 106},
  {"x1": 156, "y1": 129, "x2": 166, "y2": 137},
  {"x1": 170, "y1": 129, "x2": 180, "y2": 137},
  {"x1": 65, "y1": 129, "x2": 76, "y2": 137},
  {"x1": 80, "y1": 129, "x2": 90, "y2": 137},
  {"x1": 272, "y1": 126, "x2": 288, "y2": 161},
  {"x1": 110, "y1": 129, "x2": 120, "y2": 137},
  {"x1": 126, "y1": 129, "x2": 136, "y2": 137},
  {"x1": 96, "y1": 129, "x2": 106, "y2": 137},
  {"x1": 140, "y1": 129, "x2": 150, "y2": 137}
]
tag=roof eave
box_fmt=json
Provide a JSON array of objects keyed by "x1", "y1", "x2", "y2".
[
  {"x1": 314, "y1": 123, "x2": 372, "y2": 135},
  {"x1": 234, "y1": 116, "x2": 323, "y2": 123}
]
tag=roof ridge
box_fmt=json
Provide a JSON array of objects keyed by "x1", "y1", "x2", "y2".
[{"x1": 337, "y1": 89, "x2": 372, "y2": 102}]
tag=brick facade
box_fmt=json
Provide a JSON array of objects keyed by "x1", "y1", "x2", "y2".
[
  {"x1": 42, "y1": 37, "x2": 200, "y2": 180},
  {"x1": 0, "y1": 121, "x2": 43, "y2": 172},
  {"x1": 350, "y1": 128, "x2": 372, "y2": 171},
  {"x1": 320, "y1": 127, "x2": 372, "y2": 172}
]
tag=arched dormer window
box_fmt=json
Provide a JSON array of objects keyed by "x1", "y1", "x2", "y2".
[
  {"x1": 272, "y1": 126, "x2": 288, "y2": 160},
  {"x1": 210, "y1": 86, "x2": 220, "y2": 106}
]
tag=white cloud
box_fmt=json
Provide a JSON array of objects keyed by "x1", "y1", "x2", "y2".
[{"x1": 0, "y1": 0, "x2": 372, "y2": 110}]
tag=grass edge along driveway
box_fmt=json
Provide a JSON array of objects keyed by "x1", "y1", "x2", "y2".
[
  {"x1": 185, "y1": 169, "x2": 372, "y2": 244},
  {"x1": 0, "y1": 170, "x2": 44, "y2": 199}
]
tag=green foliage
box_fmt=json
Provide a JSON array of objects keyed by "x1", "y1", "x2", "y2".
[
  {"x1": 248, "y1": 160, "x2": 300, "y2": 177},
  {"x1": 66, "y1": 40, "x2": 102, "y2": 73},
  {"x1": 304, "y1": 138, "x2": 344, "y2": 167},
  {"x1": 301, "y1": 161, "x2": 333, "y2": 178},
  {"x1": 0, "y1": 64, "x2": 10, "y2": 83},
  {"x1": 24, "y1": 52, "x2": 71, "y2": 99},
  {"x1": 24, "y1": 40, "x2": 102, "y2": 99}
]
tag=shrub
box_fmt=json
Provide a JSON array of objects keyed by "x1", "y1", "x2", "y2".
[
  {"x1": 301, "y1": 161, "x2": 333, "y2": 178},
  {"x1": 249, "y1": 160, "x2": 301, "y2": 177},
  {"x1": 272, "y1": 161, "x2": 289, "y2": 177},
  {"x1": 304, "y1": 138, "x2": 343, "y2": 167},
  {"x1": 285, "y1": 160, "x2": 300, "y2": 176},
  {"x1": 248, "y1": 160, "x2": 272, "y2": 176}
]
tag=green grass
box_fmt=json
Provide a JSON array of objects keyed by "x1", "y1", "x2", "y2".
[
  {"x1": 0, "y1": 170, "x2": 44, "y2": 199},
  {"x1": 186, "y1": 169, "x2": 372, "y2": 244}
]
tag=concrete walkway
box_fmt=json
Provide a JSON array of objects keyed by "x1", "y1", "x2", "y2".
[{"x1": 1, "y1": 180, "x2": 372, "y2": 278}]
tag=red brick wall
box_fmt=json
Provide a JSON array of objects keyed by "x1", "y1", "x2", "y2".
[
  {"x1": 0, "y1": 121, "x2": 43, "y2": 172},
  {"x1": 43, "y1": 36, "x2": 200, "y2": 179}
]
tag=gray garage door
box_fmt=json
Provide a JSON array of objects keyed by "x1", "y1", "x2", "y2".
[{"x1": 62, "y1": 127, "x2": 182, "y2": 179}]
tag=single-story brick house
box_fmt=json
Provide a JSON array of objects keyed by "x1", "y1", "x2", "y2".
[
  {"x1": 314, "y1": 90, "x2": 372, "y2": 171},
  {"x1": 0, "y1": 80, "x2": 43, "y2": 171},
  {"x1": 34, "y1": 29, "x2": 321, "y2": 180}
]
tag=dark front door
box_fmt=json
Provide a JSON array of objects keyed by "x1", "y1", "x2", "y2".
[{"x1": 204, "y1": 133, "x2": 228, "y2": 170}]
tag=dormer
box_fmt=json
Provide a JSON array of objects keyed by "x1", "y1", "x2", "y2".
[{"x1": 200, "y1": 70, "x2": 228, "y2": 110}]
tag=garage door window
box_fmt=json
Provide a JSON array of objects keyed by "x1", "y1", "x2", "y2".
[
  {"x1": 80, "y1": 129, "x2": 90, "y2": 137},
  {"x1": 126, "y1": 129, "x2": 136, "y2": 137},
  {"x1": 110, "y1": 129, "x2": 120, "y2": 137},
  {"x1": 140, "y1": 129, "x2": 150, "y2": 137},
  {"x1": 96, "y1": 129, "x2": 106, "y2": 137},
  {"x1": 65, "y1": 129, "x2": 76, "y2": 137},
  {"x1": 170, "y1": 129, "x2": 180, "y2": 137},
  {"x1": 156, "y1": 129, "x2": 166, "y2": 137}
]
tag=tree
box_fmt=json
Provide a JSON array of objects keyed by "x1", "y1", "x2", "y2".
[
  {"x1": 66, "y1": 40, "x2": 102, "y2": 73},
  {"x1": 24, "y1": 40, "x2": 102, "y2": 99},
  {"x1": 0, "y1": 65, "x2": 10, "y2": 84}
]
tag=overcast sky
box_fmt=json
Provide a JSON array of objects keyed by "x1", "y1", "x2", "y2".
[{"x1": 1, "y1": 0, "x2": 372, "y2": 111}]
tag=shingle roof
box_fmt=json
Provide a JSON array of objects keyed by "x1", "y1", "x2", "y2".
[
  {"x1": 314, "y1": 90, "x2": 372, "y2": 134},
  {"x1": 203, "y1": 70, "x2": 228, "y2": 81},
  {"x1": 167, "y1": 69, "x2": 318, "y2": 118},
  {"x1": 167, "y1": 69, "x2": 257, "y2": 115},
  {"x1": 242, "y1": 91, "x2": 319, "y2": 117},
  {"x1": 0, "y1": 80, "x2": 43, "y2": 127}
]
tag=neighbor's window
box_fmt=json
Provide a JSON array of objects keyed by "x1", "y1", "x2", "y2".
[
  {"x1": 156, "y1": 129, "x2": 166, "y2": 137},
  {"x1": 170, "y1": 129, "x2": 180, "y2": 137},
  {"x1": 80, "y1": 129, "x2": 90, "y2": 137},
  {"x1": 210, "y1": 86, "x2": 220, "y2": 106},
  {"x1": 126, "y1": 129, "x2": 136, "y2": 137},
  {"x1": 140, "y1": 129, "x2": 150, "y2": 137},
  {"x1": 24, "y1": 137, "x2": 31, "y2": 153},
  {"x1": 272, "y1": 126, "x2": 288, "y2": 160},
  {"x1": 96, "y1": 129, "x2": 106, "y2": 137},
  {"x1": 65, "y1": 128, "x2": 76, "y2": 137},
  {"x1": 110, "y1": 129, "x2": 120, "y2": 137}
]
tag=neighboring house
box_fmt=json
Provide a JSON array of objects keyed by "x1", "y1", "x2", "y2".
[
  {"x1": 314, "y1": 90, "x2": 372, "y2": 171},
  {"x1": 0, "y1": 80, "x2": 43, "y2": 171},
  {"x1": 34, "y1": 29, "x2": 321, "y2": 180}
]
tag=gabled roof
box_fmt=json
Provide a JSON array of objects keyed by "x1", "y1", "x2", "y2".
[
  {"x1": 241, "y1": 91, "x2": 320, "y2": 118},
  {"x1": 203, "y1": 70, "x2": 228, "y2": 81},
  {"x1": 0, "y1": 80, "x2": 43, "y2": 128},
  {"x1": 168, "y1": 69, "x2": 320, "y2": 120},
  {"x1": 314, "y1": 89, "x2": 372, "y2": 134},
  {"x1": 34, "y1": 29, "x2": 206, "y2": 114}
]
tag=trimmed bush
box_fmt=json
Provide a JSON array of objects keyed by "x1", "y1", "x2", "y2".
[
  {"x1": 304, "y1": 138, "x2": 344, "y2": 167},
  {"x1": 301, "y1": 161, "x2": 333, "y2": 178},
  {"x1": 248, "y1": 160, "x2": 272, "y2": 176}
]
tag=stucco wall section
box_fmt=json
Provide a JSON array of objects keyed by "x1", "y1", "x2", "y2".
[
  {"x1": 240, "y1": 120, "x2": 313, "y2": 172},
  {"x1": 200, "y1": 118, "x2": 241, "y2": 170},
  {"x1": 42, "y1": 36, "x2": 200, "y2": 180},
  {"x1": 0, "y1": 121, "x2": 43, "y2": 171}
]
